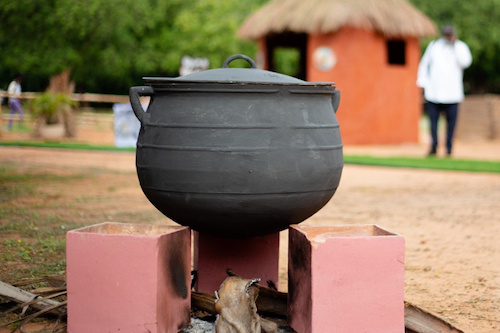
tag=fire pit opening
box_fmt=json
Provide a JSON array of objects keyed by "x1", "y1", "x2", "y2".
[{"x1": 73, "y1": 222, "x2": 177, "y2": 236}]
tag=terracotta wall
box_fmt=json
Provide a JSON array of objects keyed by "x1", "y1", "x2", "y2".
[{"x1": 307, "y1": 27, "x2": 422, "y2": 144}]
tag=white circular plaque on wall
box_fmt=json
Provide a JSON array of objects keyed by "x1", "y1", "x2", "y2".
[{"x1": 313, "y1": 47, "x2": 336, "y2": 72}]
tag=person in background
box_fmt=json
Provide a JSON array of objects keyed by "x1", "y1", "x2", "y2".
[
  {"x1": 417, "y1": 25, "x2": 472, "y2": 156},
  {"x1": 7, "y1": 73, "x2": 24, "y2": 130}
]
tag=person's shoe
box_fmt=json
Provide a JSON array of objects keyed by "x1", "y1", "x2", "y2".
[{"x1": 427, "y1": 149, "x2": 437, "y2": 157}]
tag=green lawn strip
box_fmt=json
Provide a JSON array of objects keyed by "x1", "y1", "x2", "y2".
[
  {"x1": 1, "y1": 141, "x2": 499, "y2": 173},
  {"x1": 344, "y1": 155, "x2": 500, "y2": 173},
  {"x1": 0, "y1": 140, "x2": 135, "y2": 152}
]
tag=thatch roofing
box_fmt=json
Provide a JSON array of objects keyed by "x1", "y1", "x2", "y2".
[{"x1": 239, "y1": 0, "x2": 437, "y2": 40}]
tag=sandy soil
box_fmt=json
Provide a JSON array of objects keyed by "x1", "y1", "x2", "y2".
[{"x1": 0, "y1": 127, "x2": 499, "y2": 333}]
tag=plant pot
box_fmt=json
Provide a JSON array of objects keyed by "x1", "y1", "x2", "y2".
[{"x1": 39, "y1": 123, "x2": 65, "y2": 139}]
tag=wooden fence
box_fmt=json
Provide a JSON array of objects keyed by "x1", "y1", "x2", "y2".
[
  {"x1": 1, "y1": 92, "x2": 129, "y2": 129},
  {"x1": 0, "y1": 91, "x2": 129, "y2": 104},
  {"x1": 456, "y1": 94, "x2": 500, "y2": 141}
]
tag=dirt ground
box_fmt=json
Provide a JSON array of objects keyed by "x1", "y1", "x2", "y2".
[{"x1": 1, "y1": 127, "x2": 499, "y2": 333}]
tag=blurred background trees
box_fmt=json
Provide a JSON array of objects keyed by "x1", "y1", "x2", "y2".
[
  {"x1": 0, "y1": 0, "x2": 266, "y2": 94},
  {"x1": 0, "y1": 0, "x2": 498, "y2": 94}
]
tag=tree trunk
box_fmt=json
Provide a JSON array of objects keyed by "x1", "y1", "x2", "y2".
[{"x1": 47, "y1": 69, "x2": 78, "y2": 138}]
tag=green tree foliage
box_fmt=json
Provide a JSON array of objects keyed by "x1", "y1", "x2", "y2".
[
  {"x1": 1, "y1": 0, "x2": 499, "y2": 94},
  {"x1": 0, "y1": 0, "x2": 147, "y2": 92},
  {"x1": 0, "y1": 0, "x2": 265, "y2": 94},
  {"x1": 171, "y1": 0, "x2": 268, "y2": 69},
  {"x1": 410, "y1": 0, "x2": 500, "y2": 92}
]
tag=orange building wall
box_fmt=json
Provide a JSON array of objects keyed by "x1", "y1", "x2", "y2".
[{"x1": 307, "y1": 27, "x2": 422, "y2": 144}]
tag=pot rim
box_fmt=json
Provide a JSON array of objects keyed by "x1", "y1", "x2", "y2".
[
  {"x1": 142, "y1": 76, "x2": 336, "y2": 87},
  {"x1": 142, "y1": 54, "x2": 336, "y2": 87}
]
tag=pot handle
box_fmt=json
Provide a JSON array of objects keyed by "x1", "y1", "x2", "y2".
[
  {"x1": 222, "y1": 54, "x2": 257, "y2": 69},
  {"x1": 332, "y1": 90, "x2": 341, "y2": 113},
  {"x1": 129, "y1": 86, "x2": 154, "y2": 123}
]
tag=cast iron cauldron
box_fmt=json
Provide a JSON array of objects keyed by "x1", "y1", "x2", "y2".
[{"x1": 130, "y1": 54, "x2": 343, "y2": 238}]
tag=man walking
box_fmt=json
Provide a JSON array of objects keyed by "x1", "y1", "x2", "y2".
[{"x1": 417, "y1": 25, "x2": 472, "y2": 156}]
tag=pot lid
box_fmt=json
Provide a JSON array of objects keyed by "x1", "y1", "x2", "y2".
[{"x1": 143, "y1": 54, "x2": 334, "y2": 86}]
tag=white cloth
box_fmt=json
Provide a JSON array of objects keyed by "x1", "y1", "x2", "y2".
[
  {"x1": 7, "y1": 80, "x2": 21, "y2": 97},
  {"x1": 417, "y1": 38, "x2": 472, "y2": 104}
]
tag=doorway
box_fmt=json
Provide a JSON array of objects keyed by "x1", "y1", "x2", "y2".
[{"x1": 266, "y1": 32, "x2": 308, "y2": 80}]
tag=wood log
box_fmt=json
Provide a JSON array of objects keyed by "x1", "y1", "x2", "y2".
[
  {"x1": 191, "y1": 289, "x2": 287, "y2": 319},
  {"x1": 254, "y1": 284, "x2": 287, "y2": 318},
  {"x1": 191, "y1": 286, "x2": 287, "y2": 318},
  {"x1": 191, "y1": 291, "x2": 217, "y2": 315},
  {"x1": 9, "y1": 301, "x2": 67, "y2": 333},
  {"x1": 4, "y1": 291, "x2": 67, "y2": 316},
  {"x1": 0, "y1": 280, "x2": 65, "y2": 316},
  {"x1": 192, "y1": 286, "x2": 280, "y2": 333},
  {"x1": 192, "y1": 285, "x2": 464, "y2": 333},
  {"x1": 29, "y1": 286, "x2": 67, "y2": 295},
  {"x1": 225, "y1": 268, "x2": 287, "y2": 317},
  {"x1": 404, "y1": 301, "x2": 464, "y2": 333},
  {"x1": 2, "y1": 274, "x2": 464, "y2": 333}
]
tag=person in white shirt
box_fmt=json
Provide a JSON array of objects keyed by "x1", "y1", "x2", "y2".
[
  {"x1": 417, "y1": 25, "x2": 472, "y2": 156},
  {"x1": 7, "y1": 74, "x2": 25, "y2": 130}
]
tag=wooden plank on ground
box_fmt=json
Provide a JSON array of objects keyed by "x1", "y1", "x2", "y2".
[{"x1": 0, "y1": 280, "x2": 65, "y2": 316}]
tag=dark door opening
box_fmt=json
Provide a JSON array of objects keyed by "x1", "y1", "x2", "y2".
[
  {"x1": 266, "y1": 32, "x2": 308, "y2": 80},
  {"x1": 386, "y1": 40, "x2": 406, "y2": 66}
]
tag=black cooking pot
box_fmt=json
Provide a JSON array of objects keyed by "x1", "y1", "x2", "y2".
[{"x1": 130, "y1": 54, "x2": 343, "y2": 238}]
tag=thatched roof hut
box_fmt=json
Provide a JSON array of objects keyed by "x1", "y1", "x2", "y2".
[
  {"x1": 239, "y1": 0, "x2": 437, "y2": 40},
  {"x1": 238, "y1": 0, "x2": 437, "y2": 144}
]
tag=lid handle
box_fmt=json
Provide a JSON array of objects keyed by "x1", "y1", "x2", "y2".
[{"x1": 222, "y1": 54, "x2": 257, "y2": 69}]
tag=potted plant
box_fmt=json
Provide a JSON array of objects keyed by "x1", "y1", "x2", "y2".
[{"x1": 29, "y1": 92, "x2": 76, "y2": 139}]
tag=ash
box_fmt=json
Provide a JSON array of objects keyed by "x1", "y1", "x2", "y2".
[
  {"x1": 183, "y1": 317, "x2": 295, "y2": 333},
  {"x1": 183, "y1": 317, "x2": 215, "y2": 333}
]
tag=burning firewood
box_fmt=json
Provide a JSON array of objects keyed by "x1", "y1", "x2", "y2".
[{"x1": 190, "y1": 269, "x2": 464, "y2": 333}]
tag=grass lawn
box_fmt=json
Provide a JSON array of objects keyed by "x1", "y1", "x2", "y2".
[{"x1": 344, "y1": 154, "x2": 500, "y2": 173}]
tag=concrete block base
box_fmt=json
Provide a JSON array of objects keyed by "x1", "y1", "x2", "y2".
[
  {"x1": 288, "y1": 224, "x2": 405, "y2": 333},
  {"x1": 193, "y1": 232, "x2": 280, "y2": 293},
  {"x1": 66, "y1": 222, "x2": 191, "y2": 333}
]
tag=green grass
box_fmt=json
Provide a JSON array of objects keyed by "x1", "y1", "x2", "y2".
[
  {"x1": 1, "y1": 140, "x2": 499, "y2": 173},
  {"x1": 344, "y1": 155, "x2": 500, "y2": 173},
  {"x1": 0, "y1": 165, "x2": 90, "y2": 282},
  {"x1": 0, "y1": 165, "x2": 86, "y2": 203},
  {"x1": 0, "y1": 140, "x2": 135, "y2": 152},
  {"x1": 0, "y1": 161, "x2": 160, "y2": 283}
]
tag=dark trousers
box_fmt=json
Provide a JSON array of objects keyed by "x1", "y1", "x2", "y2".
[{"x1": 426, "y1": 102, "x2": 459, "y2": 154}]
